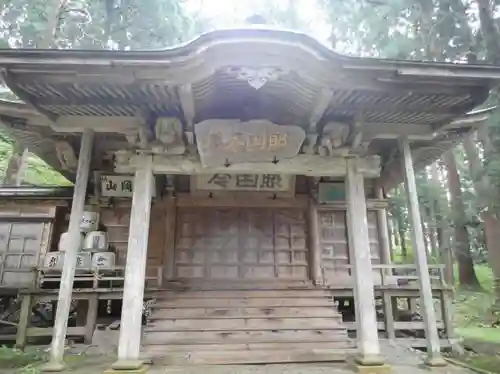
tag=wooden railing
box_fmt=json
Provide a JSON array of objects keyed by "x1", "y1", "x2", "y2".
[
  {"x1": 326, "y1": 263, "x2": 448, "y2": 288},
  {"x1": 36, "y1": 265, "x2": 163, "y2": 290}
]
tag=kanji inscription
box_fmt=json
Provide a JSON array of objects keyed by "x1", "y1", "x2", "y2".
[
  {"x1": 195, "y1": 174, "x2": 292, "y2": 192},
  {"x1": 195, "y1": 119, "x2": 306, "y2": 167},
  {"x1": 100, "y1": 175, "x2": 156, "y2": 197}
]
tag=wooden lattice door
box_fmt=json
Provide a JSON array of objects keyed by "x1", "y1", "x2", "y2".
[
  {"x1": 0, "y1": 220, "x2": 51, "y2": 287},
  {"x1": 175, "y1": 207, "x2": 308, "y2": 280},
  {"x1": 319, "y1": 209, "x2": 381, "y2": 285}
]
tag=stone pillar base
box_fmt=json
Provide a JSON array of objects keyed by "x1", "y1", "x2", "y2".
[
  {"x1": 349, "y1": 363, "x2": 392, "y2": 374},
  {"x1": 104, "y1": 360, "x2": 148, "y2": 374},
  {"x1": 41, "y1": 361, "x2": 66, "y2": 372},
  {"x1": 425, "y1": 356, "x2": 448, "y2": 367},
  {"x1": 348, "y1": 356, "x2": 391, "y2": 374},
  {"x1": 103, "y1": 367, "x2": 148, "y2": 374}
]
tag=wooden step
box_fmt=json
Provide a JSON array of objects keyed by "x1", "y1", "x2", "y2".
[
  {"x1": 145, "y1": 317, "x2": 343, "y2": 332},
  {"x1": 153, "y1": 297, "x2": 334, "y2": 308},
  {"x1": 161, "y1": 280, "x2": 315, "y2": 291},
  {"x1": 141, "y1": 341, "x2": 355, "y2": 353},
  {"x1": 141, "y1": 348, "x2": 352, "y2": 365},
  {"x1": 149, "y1": 306, "x2": 340, "y2": 319},
  {"x1": 156, "y1": 290, "x2": 332, "y2": 299},
  {"x1": 143, "y1": 329, "x2": 349, "y2": 345}
]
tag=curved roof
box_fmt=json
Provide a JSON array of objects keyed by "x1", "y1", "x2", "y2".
[{"x1": 0, "y1": 28, "x2": 499, "y2": 187}]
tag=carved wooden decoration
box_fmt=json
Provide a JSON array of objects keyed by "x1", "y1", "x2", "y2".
[
  {"x1": 149, "y1": 117, "x2": 185, "y2": 155},
  {"x1": 195, "y1": 119, "x2": 306, "y2": 167},
  {"x1": 55, "y1": 140, "x2": 77, "y2": 171},
  {"x1": 318, "y1": 121, "x2": 350, "y2": 156},
  {"x1": 225, "y1": 66, "x2": 288, "y2": 90}
]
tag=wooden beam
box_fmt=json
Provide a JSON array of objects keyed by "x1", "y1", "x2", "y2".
[
  {"x1": 396, "y1": 66, "x2": 500, "y2": 79},
  {"x1": 345, "y1": 158, "x2": 384, "y2": 366},
  {"x1": 45, "y1": 129, "x2": 93, "y2": 372},
  {"x1": 363, "y1": 122, "x2": 434, "y2": 140},
  {"x1": 115, "y1": 155, "x2": 154, "y2": 368},
  {"x1": 179, "y1": 84, "x2": 195, "y2": 131},
  {"x1": 115, "y1": 153, "x2": 381, "y2": 178},
  {"x1": 176, "y1": 194, "x2": 308, "y2": 208},
  {"x1": 308, "y1": 88, "x2": 333, "y2": 132},
  {"x1": 53, "y1": 116, "x2": 143, "y2": 133},
  {"x1": 400, "y1": 138, "x2": 446, "y2": 367}
]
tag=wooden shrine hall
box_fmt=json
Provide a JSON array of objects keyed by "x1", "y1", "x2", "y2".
[{"x1": 0, "y1": 27, "x2": 500, "y2": 373}]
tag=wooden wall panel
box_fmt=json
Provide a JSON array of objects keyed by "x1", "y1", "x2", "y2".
[
  {"x1": 318, "y1": 209, "x2": 381, "y2": 285},
  {"x1": 175, "y1": 207, "x2": 308, "y2": 280},
  {"x1": 100, "y1": 205, "x2": 131, "y2": 265},
  {"x1": 99, "y1": 200, "x2": 166, "y2": 271}
]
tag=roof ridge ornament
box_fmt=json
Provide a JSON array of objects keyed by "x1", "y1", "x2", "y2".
[{"x1": 226, "y1": 66, "x2": 288, "y2": 90}]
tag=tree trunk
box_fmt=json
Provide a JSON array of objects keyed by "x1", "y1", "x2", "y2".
[
  {"x1": 476, "y1": 0, "x2": 500, "y2": 64},
  {"x1": 463, "y1": 132, "x2": 500, "y2": 302},
  {"x1": 426, "y1": 204, "x2": 439, "y2": 260},
  {"x1": 420, "y1": 206, "x2": 431, "y2": 259},
  {"x1": 37, "y1": 0, "x2": 66, "y2": 48},
  {"x1": 443, "y1": 150, "x2": 481, "y2": 289},
  {"x1": 396, "y1": 218, "x2": 408, "y2": 261}
]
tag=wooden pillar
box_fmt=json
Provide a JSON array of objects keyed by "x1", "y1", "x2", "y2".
[
  {"x1": 113, "y1": 155, "x2": 154, "y2": 371},
  {"x1": 163, "y1": 196, "x2": 177, "y2": 280},
  {"x1": 15, "y1": 294, "x2": 33, "y2": 350},
  {"x1": 400, "y1": 138, "x2": 446, "y2": 366},
  {"x1": 375, "y1": 186, "x2": 391, "y2": 267},
  {"x1": 44, "y1": 130, "x2": 94, "y2": 372},
  {"x1": 346, "y1": 158, "x2": 385, "y2": 367},
  {"x1": 375, "y1": 185, "x2": 396, "y2": 340},
  {"x1": 84, "y1": 294, "x2": 99, "y2": 344},
  {"x1": 308, "y1": 199, "x2": 323, "y2": 285}
]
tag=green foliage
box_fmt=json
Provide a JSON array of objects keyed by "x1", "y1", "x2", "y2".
[
  {"x1": 0, "y1": 0, "x2": 205, "y2": 50},
  {"x1": 0, "y1": 346, "x2": 45, "y2": 371},
  {"x1": 0, "y1": 132, "x2": 70, "y2": 186}
]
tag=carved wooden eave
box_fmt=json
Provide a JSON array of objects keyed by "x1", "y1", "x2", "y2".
[{"x1": 0, "y1": 28, "x2": 499, "y2": 184}]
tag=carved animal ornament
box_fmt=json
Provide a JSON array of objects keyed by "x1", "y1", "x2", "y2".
[
  {"x1": 126, "y1": 117, "x2": 186, "y2": 155},
  {"x1": 318, "y1": 121, "x2": 350, "y2": 156}
]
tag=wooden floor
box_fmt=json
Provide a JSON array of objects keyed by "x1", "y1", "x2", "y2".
[{"x1": 141, "y1": 281, "x2": 354, "y2": 365}]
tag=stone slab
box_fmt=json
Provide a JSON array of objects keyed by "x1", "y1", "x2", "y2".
[{"x1": 349, "y1": 363, "x2": 392, "y2": 374}]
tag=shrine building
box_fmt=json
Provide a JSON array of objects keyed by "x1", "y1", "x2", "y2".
[{"x1": 0, "y1": 27, "x2": 499, "y2": 373}]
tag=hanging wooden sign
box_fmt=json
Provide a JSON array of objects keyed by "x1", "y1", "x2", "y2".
[
  {"x1": 100, "y1": 175, "x2": 156, "y2": 197},
  {"x1": 194, "y1": 119, "x2": 305, "y2": 167},
  {"x1": 193, "y1": 173, "x2": 294, "y2": 192}
]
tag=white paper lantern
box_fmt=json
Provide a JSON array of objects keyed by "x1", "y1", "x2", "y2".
[{"x1": 80, "y1": 211, "x2": 100, "y2": 232}]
